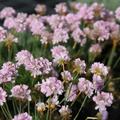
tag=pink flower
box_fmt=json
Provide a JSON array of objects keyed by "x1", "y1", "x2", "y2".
[
  {"x1": 72, "y1": 28, "x2": 86, "y2": 46},
  {"x1": 0, "y1": 62, "x2": 17, "y2": 84},
  {"x1": 74, "y1": 58, "x2": 86, "y2": 74},
  {"x1": 59, "y1": 105, "x2": 71, "y2": 117},
  {"x1": 12, "y1": 112, "x2": 32, "y2": 120},
  {"x1": 55, "y1": 2, "x2": 68, "y2": 14},
  {"x1": 41, "y1": 77, "x2": 64, "y2": 97},
  {"x1": 35, "y1": 4, "x2": 47, "y2": 15},
  {"x1": 0, "y1": 26, "x2": 7, "y2": 42},
  {"x1": 0, "y1": 87, "x2": 7, "y2": 106},
  {"x1": 15, "y1": 50, "x2": 33, "y2": 67},
  {"x1": 4, "y1": 17, "x2": 16, "y2": 29},
  {"x1": 61, "y1": 70, "x2": 73, "y2": 81},
  {"x1": 89, "y1": 44, "x2": 102, "y2": 54},
  {"x1": 115, "y1": 7, "x2": 120, "y2": 20},
  {"x1": 93, "y1": 75, "x2": 104, "y2": 91},
  {"x1": 66, "y1": 84, "x2": 78, "y2": 102},
  {"x1": 93, "y1": 92, "x2": 113, "y2": 113},
  {"x1": 52, "y1": 28, "x2": 69, "y2": 44},
  {"x1": 11, "y1": 84, "x2": 31, "y2": 101},
  {"x1": 25, "y1": 57, "x2": 52, "y2": 78},
  {"x1": 51, "y1": 45, "x2": 70, "y2": 64},
  {"x1": 90, "y1": 62, "x2": 109, "y2": 77},
  {"x1": 78, "y1": 78, "x2": 94, "y2": 97},
  {"x1": 0, "y1": 7, "x2": 16, "y2": 19}
]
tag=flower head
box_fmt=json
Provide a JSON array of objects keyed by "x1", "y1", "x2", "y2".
[
  {"x1": 11, "y1": 84, "x2": 31, "y2": 101},
  {"x1": 41, "y1": 77, "x2": 64, "y2": 97},
  {"x1": 12, "y1": 112, "x2": 32, "y2": 120},
  {"x1": 0, "y1": 87, "x2": 7, "y2": 106}
]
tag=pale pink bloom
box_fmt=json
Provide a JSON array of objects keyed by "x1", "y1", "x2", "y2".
[
  {"x1": 90, "y1": 62, "x2": 109, "y2": 76},
  {"x1": 89, "y1": 44, "x2": 102, "y2": 54},
  {"x1": 0, "y1": 7, "x2": 16, "y2": 19},
  {"x1": 12, "y1": 112, "x2": 32, "y2": 120},
  {"x1": 47, "y1": 95, "x2": 59, "y2": 105},
  {"x1": 14, "y1": 13, "x2": 27, "y2": 32},
  {"x1": 0, "y1": 87, "x2": 7, "y2": 106},
  {"x1": 90, "y1": 2, "x2": 106, "y2": 18},
  {"x1": 55, "y1": 2, "x2": 68, "y2": 14},
  {"x1": 15, "y1": 50, "x2": 33, "y2": 66},
  {"x1": 25, "y1": 57, "x2": 52, "y2": 78},
  {"x1": 53, "y1": 28, "x2": 69, "y2": 44},
  {"x1": 40, "y1": 30, "x2": 53, "y2": 44},
  {"x1": 36, "y1": 102, "x2": 46, "y2": 112},
  {"x1": 93, "y1": 21, "x2": 110, "y2": 41},
  {"x1": 115, "y1": 7, "x2": 120, "y2": 20},
  {"x1": 0, "y1": 62, "x2": 17, "y2": 84},
  {"x1": 74, "y1": 58, "x2": 86, "y2": 74},
  {"x1": 66, "y1": 84, "x2": 78, "y2": 102},
  {"x1": 11, "y1": 84, "x2": 31, "y2": 101},
  {"x1": 77, "y1": 4, "x2": 94, "y2": 20},
  {"x1": 35, "y1": 4, "x2": 47, "y2": 15},
  {"x1": 93, "y1": 75, "x2": 104, "y2": 91},
  {"x1": 4, "y1": 17, "x2": 16, "y2": 29},
  {"x1": 51, "y1": 45, "x2": 70, "y2": 64},
  {"x1": 72, "y1": 28, "x2": 86, "y2": 46},
  {"x1": 61, "y1": 70, "x2": 73, "y2": 81},
  {"x1": 78, "y1": 78, "x2": 94, "y2": 97},
  {"x1": 93, "y1": 92, "x2": 113, "y2": 113},
  {"x1": 0, "y1": 26, "x2": 7, "y2": 42},
  {"x1": 29, "y1": 18, "x2": 45, "y2": 35},
  {"x1": 59, "y1": 105, "x2": 71, "y2": 117},
  {"x1": 41, "y1": 77, "x2": 64, "y2": 97},
  {"x1": 47, "y1": 14, "x2": 61, "y2": 29},
  {"x1": 69, "y1": 2, "x2": 82, "y2": 11}
]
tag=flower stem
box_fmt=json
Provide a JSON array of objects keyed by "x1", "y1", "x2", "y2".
[{"x1": 73, "y1": 96, "x2": 87, "y2": 120}]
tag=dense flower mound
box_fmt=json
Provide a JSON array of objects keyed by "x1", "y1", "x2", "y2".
[{"x1": 0, "y1": 1, "x2": 120, "y2": 120}]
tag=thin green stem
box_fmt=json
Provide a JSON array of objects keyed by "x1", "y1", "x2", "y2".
[
  {"x1": 107, "y1": 42, "x2": 116, "y2": 66},
  {"x1": 73, "y1": 96, "x2": 88, "y2": 120},
  {"x1": 1, "y1": 106, "x2": 9, "y2": 120}
]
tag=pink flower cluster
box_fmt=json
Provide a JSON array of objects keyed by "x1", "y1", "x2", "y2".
[
  {"x1": 12, "y1": 112, "x2": 32, "y2": 120},
  {"x1": 11, "y1": 84, "x2": 31, "y2": 101},
  {"x1": 41, "y1": 77, "x2": 64, "y2": 97},
  {"x1": 0, "y1": 62, "x2": 17, "y2": 84},
  {"x1": 16, "y1": 50, "x2": 52, "y2": 78}
]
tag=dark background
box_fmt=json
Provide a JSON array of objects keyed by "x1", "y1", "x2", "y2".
[{"x1": 0, "y1": 0, "x2": 67, "y2": 14}]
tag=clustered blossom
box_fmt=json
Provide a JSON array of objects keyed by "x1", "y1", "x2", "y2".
[
  {"x1": 93, "y1": 92, "x2": 113, "y2": 113},
  {"x1": 12, "y1": 112, "x2": 32, "y2": 120},
  {"x1": 35, "y1": 4, "x2": 47, "y2": 15},
  {"x1": 66, "y1": 84, "x2": 78, "y2": 101},
  {"x1": 61, "y1": 70, "x2": 73, "y2": 82},
  {"x1": 73, "y1": 58, "x2": 86, "y2": 74},
  {"x1": 11, "y1": 84, "x2": 31, "y2": 101},
  {"x1": 78, "y1": 78, "x2": 94, "y2": 97},
  {"x1": 0, "y1": 62, "x2": 17, "y2": 84},
  {"x1": 36, "y1": 102, "x2": 46, "y2": 112},
  {"x1": 53, "y1": 28, "x2": 69, "y2": 44},
  {"x1": 59, "y1": 105, "x2": 71, "y2": 118},
  {"x1": 0, "y1": 7, "x2": 16, "y2": 19},
  {"x1": 0, "y1": 26, "x2": 7, "y2": 42},
  {"x1": 89, "y1": 44, "x2": 102, "y2": 55},
  {"x1": 115, "y1": 7, "x2": 120, "y2": 20},
  {"x1": 55, "y1": 2, "x2": 68, "y2": 14},
  {"x1": 72, "y1": 28, "x2": 86, "y2": 46},
  {"x1": 90, "y1": 62, "x2": 109, "y2": 77},
  {"x1": 16, "y1": 50, "x2": 52, "y2": 77},
  {"x1": 92, "y1": 74, "x2": 104, "y2": 91},
  {"x1": 41, "y1": 77, "x2": 64, "y2": 97},
  {"x1": 51, "y1": 45, "x2": 70, "y2": 64},
  {"x1": 0, "y1": 87, "x2": 7, "y2": 106}
]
